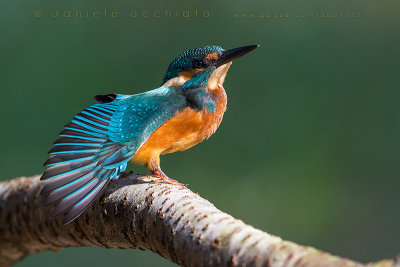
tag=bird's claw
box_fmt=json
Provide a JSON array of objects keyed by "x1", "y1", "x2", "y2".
[
  {"x1": 153, "y1": 177, "x2": 185, "y2": 187},
  {"x1": 151, "y1": 170, "x2": 186, "y2": 187}
]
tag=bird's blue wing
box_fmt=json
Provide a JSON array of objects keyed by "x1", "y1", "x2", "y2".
[{"x1": 41, "y1": 88, "x2": 187, "y2": 224}]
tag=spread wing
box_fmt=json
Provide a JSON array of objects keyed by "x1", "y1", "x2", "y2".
[{"x1": 41, "y1": 88, "x2": 187, "y2": 223}]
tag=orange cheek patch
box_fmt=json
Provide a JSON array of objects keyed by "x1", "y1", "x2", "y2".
[
  {"x1": 205, "y1": 52, "x2": 219, "y2": 61},
  {"x1": 179, "y1": 69, "x2": 204, "y2": 79},
  {"x1": 179, "y1": 70, "x2": 196, "y2": 79}
]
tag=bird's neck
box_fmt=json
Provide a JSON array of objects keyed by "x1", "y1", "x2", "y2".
[
  {"x1": 195, "y1": 84, "x2": 227, "y2": 140},
  {"x1": 207, "y1": 62, "x2": 231, "y2": 90},
  {"x1": 162, "y1": 76, "x2": 189, "y2": 88},
  {"x1": 210, "y1": 84, "x2": 227, "y2": 116}
]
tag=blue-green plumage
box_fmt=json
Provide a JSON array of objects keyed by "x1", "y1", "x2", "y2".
[
  {"x1": 40, "y1": 45, "x2": 258, "y2": 224},
  {"x1": 41, "y1": 87, "x2": 188, "y2": 223},
  {"x1": 162, "y1": 46, "x2": 224, "y2": 84}
]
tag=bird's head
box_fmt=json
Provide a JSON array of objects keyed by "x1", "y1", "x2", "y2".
[{"x1": 162, "y1": 45, "x2": 258, "y2": 90}]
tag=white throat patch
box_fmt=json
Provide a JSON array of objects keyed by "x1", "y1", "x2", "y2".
[{"x1": 207, "y1": 62, "x2": 232, "y2": 90}]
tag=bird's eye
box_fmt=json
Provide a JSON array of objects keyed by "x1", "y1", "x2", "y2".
[{"x1": 192, "y1": 59, "x2": 206, "y2": 69}]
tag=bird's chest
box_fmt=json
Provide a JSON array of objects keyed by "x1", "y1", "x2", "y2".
[{"x1": 135, "y1": 86, "x2": 227, "y2": 157}]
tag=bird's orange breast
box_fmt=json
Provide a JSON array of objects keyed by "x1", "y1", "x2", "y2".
[{"x1": 131, "y1": 85, "x2": 227, "y2": 169}]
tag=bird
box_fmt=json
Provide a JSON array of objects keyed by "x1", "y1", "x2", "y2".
[{"x1": 40, "y1": 44, "x2": 259, "y2": 224}]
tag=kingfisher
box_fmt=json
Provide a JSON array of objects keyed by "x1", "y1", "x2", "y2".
[{"x1": 40, "y1": 45, "x2": 259, "y2": 224}]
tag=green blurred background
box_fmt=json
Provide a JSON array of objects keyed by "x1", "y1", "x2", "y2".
[{"x1": 1, "y1": 0, "x2": 399, "y2": 266}]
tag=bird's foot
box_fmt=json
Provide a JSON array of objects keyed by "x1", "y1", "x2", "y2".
[{"x1": 151, "y1": 169, "x2": 186, "y2": 187}]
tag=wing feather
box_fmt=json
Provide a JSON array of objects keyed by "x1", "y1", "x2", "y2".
[{"x1": 41, "y1": 88, "x2": 188, "y2": 223}]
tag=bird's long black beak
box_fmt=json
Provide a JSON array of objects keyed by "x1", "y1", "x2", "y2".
[{"x1": 214, "y1": 45, "x2": 259, "y2": 68}]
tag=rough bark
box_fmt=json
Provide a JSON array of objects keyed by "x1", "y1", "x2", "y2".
[{"x1": 0, "y1": 174, "x2": 398, "y2": 267}]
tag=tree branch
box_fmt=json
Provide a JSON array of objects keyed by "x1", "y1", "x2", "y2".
[{"x1": 0, "y1": 174, "x2": 398, "y2": 267}]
